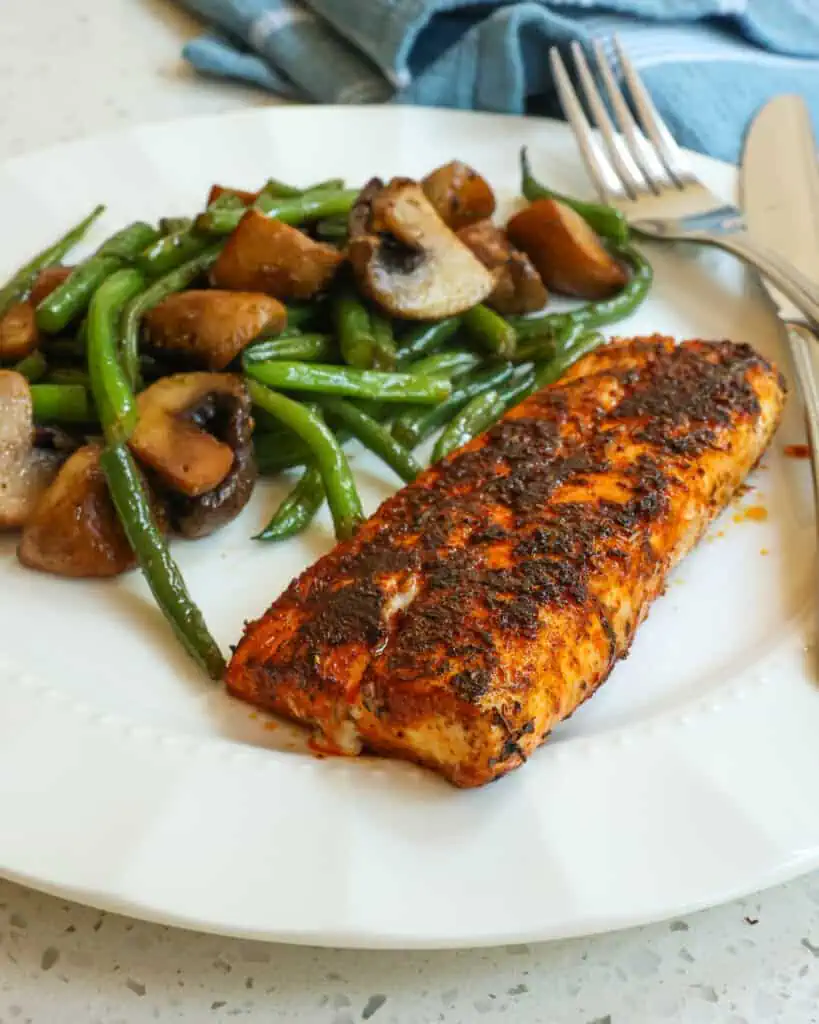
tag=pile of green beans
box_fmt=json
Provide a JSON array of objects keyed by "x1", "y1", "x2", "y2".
[{"x1": 0, "y1": 163, "x2": 653, "y2": 681}]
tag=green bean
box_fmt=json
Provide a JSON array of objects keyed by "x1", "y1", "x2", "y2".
[
  {"x1": 159, "y1": 216, "x2": 193, "y2": 235},
  {"x1": 255, "y1": 432, "x2": 312, "y2": 474},
  {"x1": 30, "y1": 383, "x2": 92, "y2": 423},
  {"x1": 244, "y1": 359, "x2": 451, "y2": 404},
  {"x1": 314, "y1": 217, "x2": 349, "y2": 243},
  {"x1": 408, "y1": 349, "x2": 482, "y2": 379},
  {"x1": 36, "y1": 222, "x2": 159, "y2": 334},
  {"x1": 513, "y1": 333, "x2": 559, "y2": 363},
  {"x1": 306, "y1": 178, "x2": 345, "y2": 192},
  {"x1": 244, "y1": 332, "x2": 334, "y2": 365},
  {"x1": 384, "y1": 350, "x2": 483, "y2": 426},
  {"x1": 86, "y1": 268, "x2": 146, "y2": 443},
  {"x1": 318, "y1": 396, "x2": 421, "y2": 483},
  {"x1": 120, "y1": 244, "x2": 222, "y2": 389},
  {"x1": 246, "y1": 380, "x2": 363, "y2": 540},
  {"x1": 395, "y1": 317, "x2": 461, "y2": 366},
  {"x1": 370, "y1": 311, "x2": 397, "y2": 370},
  {"x1": 100, "y1": 444, "x2": 226, "y2": 680},
  {"x1": 256, "y1": 177, "x2": 304, "y2": 200},
  {"x1": 432, "y1": 389, "x2": 505, "y2": 463},
  {"x1": 13, "y1": 351, "x2": 47, "y2": 383},
  {"x1": 462, "y1": 303, "x2": 516, "y2": 358},
  {"x1": 499, "y1": 365, "x2": 537, "y2": 410},
  {"x1": 392, "y1": 362, "x2": 515, "y2": 448},
  {"x1": 257, "y1": 177, "x2": 344, "y2": 202},
  {"x1": 255, "y1": 465, "x2": 325, "y2": 542},
  {"x1": 136, "y1": 231, "x2": 209, "y2": 277},
  {"x1": 285, "y1": 301, "x2": 326, "y2": 331},
  {"x1": 533, "y1": 331, "x2": 605, "y2": 389},
  {"x1": 0, "y1": 204, "x2": 105, "y2": 320},
  {"x1": 44, "y1": 367, "x2": 90, "y2": 387},
  {"x1": 334, "y1": 289, "x2": 377, "y2": 369},
  {"x1": 520, "y1": 147, "x2": 630, "y2": 245},
  {"x1": 135, "y1": 192, "x2": 243, "y2": 277},
  {"x1": 509, "y1": 246, "x2": 653, "y2": 342},
  {"x1": 42, "y1": 336, "x2": 86, "y2": 363},
  {"x1": 196, "y1": 189, "x2": 359, "y2": 236},
  {"x1": 87, "y1": 267, "x2": 225, "y2": 676}
]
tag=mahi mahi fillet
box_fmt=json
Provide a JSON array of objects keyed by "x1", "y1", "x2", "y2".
[{"x1": 227, "y1": 336, "x2": 786, "y2": 786}]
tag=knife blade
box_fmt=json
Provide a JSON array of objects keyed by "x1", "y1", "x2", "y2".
[
  {"x1": 740, "y1": 94, "x2": 819, "y2": 641},
  {"x1": 741, "y1": 95, "x2": 819, "y2": 320}
]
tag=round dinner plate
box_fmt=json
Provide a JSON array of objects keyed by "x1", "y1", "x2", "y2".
[{"x1": 0, "y1": 106, "x2": 816, "y2": 949}]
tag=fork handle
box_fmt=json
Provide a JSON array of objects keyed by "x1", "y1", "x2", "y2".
[{"x1": 695, "y1": 232, "x2": 819, "y2": 331}]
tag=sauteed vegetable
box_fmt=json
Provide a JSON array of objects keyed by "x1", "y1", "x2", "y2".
[{"x1": 0, "y1": 152, "x2": 652, "y2": 675}]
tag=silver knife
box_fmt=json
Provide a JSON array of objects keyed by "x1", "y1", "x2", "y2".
[{"x1": 740, "y1": 95, "x2": 819, "y2": 598}]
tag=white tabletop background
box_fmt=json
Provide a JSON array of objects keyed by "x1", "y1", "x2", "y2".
[{"x1": 1, "y1": 1, "x2": 818, "y2": 1021}]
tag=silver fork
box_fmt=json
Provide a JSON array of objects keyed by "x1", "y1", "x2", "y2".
[{"x1": 550, "y1": 39, "x2": 819, "y2": 328}]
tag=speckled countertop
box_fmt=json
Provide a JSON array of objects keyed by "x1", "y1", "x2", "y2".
[{"x1": 1, "y1": 2, "x2": 819, "y2": 1021}]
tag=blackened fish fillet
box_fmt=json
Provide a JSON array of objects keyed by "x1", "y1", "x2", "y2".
[{"x1": 227, "y1": 336, "x2": 786, "y2": 786}]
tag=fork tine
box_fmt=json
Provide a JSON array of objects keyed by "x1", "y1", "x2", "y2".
[
  {"x1": 592, "y1": 39, "x2": 670, "y2": 195},
  {"x1": 570, "y1": 41, "x2": 649, "y2": 200},
  {"x1": 613, "y1": 36, "x2": 689, "y2": 184},
  {"x1": 548, "y1": 47, "x2": 622, "y2": 202}
]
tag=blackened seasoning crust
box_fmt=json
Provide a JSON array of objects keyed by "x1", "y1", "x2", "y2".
[{"x1": 227, "y1": 335, "x2": 786, "y2": 787}]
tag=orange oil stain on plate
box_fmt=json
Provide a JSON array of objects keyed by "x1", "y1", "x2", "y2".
[
  {"x1": 732, "y1": 505, "x2": 768, "y2": 524},
  {"x1": 784, "y1": 444, "x2": 810, "y2": 459}
]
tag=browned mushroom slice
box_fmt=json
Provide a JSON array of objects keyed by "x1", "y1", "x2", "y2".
[
  {"x1": 421, "y1": 161, "x2": 496, "y2": 230},
  {"x1": 0, "y1": 371, "x2": 67, "y2": 529},
  {"x1": 18, "y1": 444, "x2": 141, "y2": 578},
  {"x1": 143, "y1": 290, "x2": 286, "y2": 371},
  {"x1": 129, "y1": 372, "x2": 251, "y2": 499},
  {"x1": 507, "y1": 199, "x2": 627, "y2": 299},
  {"x1": 210, "y1": 209, "x2": 344, "y2": 299},
  {"x1": 164, "y1": 394, "x2": 257, "y2": 540},
  {"x1": 347, "y1": 178, "x2": 496, "y2": 320},
  {"x1": 0, "y1": 302, "x2": 38, "y2": 361},
  {"x1": 457, "y1": 220, "x2": 548, "y2": 315},
  {"x1": 29, "y1": 266, "x2": 73, "y2": 307}
]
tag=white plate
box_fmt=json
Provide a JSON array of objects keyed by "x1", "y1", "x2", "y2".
[{"x1": 0, "y1": 106, "x2": 816, "y2": 949}]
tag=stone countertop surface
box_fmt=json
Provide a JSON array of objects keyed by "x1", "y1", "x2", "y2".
[{"x1": 1, "y1": 1, "x2": 818, "y2": 1021}]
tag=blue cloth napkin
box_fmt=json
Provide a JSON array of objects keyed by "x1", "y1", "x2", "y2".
[{"x1": 175, "y1": 0, "x2": 819, "y2": 163}]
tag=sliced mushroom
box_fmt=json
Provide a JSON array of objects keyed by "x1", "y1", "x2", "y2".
[
  {"x1": 347, "y1": 178, "x2": 496, "y2": 320},
  {"x1": 507, "y1": 199, "x2": 627, "y2": 299},
  {"x1": 0, "y1": 371, "x2": 67, "y2": 529},
  {"x1": 206, "y1": 184, "x2": 258, "y2": 207},
  {"x1": 457, "y1": 220, "x2": 548, "y2": 315},
  {"x1": 210, "y1": 209, "x2": 344, "y2": 299},
  {"x1": 421, "y1": 161, "x2": 496, "y2": 230},
  {"x1": 129, "y1": 372, "x2": 251, "y2": 498},
  {"x1": 29, "y1": 266, "x2": 73, "y2": 307},
  {"x1": 130, "y1": 373, "x2": 257, "y2": 539},
  {"x1": 165, "y1": 426, "x2": 257, "y2": 540},
  {"x1": 143, "y1": 290, "x2": 286, "y2": 371},
  {"x1": 18, "y1": 444, "x2": 140, "y2": 578},
  {"x1": 0, "y1": 301, "x2": 38, "y2": 361}
]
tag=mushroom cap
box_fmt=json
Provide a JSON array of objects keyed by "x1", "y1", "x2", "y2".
[
  {"x1": 457, "y1": 220, "x2": 548, "y2": 316},
  {"x1": 129, "y1": 372, "x2": 250, "y2": 497},
  {"x1": 348, "y1": 178, "x2": 496, "y2": 320},
  {"x1": 18, "y1": 443, "x2": 138, "y2": 578},
  {"x1": 143, "y1": 289, "x2": 286, "y2": 371},
  {"x1": 0, "y1": 370, "x2": 64, "y2": 530},
  {"x1": 421, "y1": 160, "x2": 496, "y2": 231}
]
